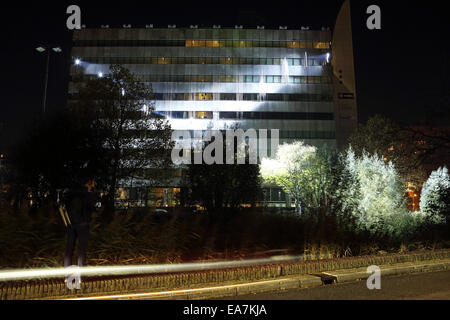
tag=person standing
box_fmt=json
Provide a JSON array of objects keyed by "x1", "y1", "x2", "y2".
[{"x1": 62, "y1": 178, "x2": 97, "y2": 267}]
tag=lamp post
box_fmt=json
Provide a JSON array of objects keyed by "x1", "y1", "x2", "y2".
[{"x1": 35, "y1": 45, "x2": 62, "y2": 117}]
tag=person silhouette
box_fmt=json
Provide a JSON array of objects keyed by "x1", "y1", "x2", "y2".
[{"x1": 62, "y1": 178, "x2": 97, "y2": 267}]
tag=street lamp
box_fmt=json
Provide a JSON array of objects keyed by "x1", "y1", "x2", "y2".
[{"x1": 35, "y1": 45, "x2": 62, "y2": 117}]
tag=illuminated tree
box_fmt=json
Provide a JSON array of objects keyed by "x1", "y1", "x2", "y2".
[
  {"x1": 341, "y1": 148, "x2": 408, "y2": 235},
  {"x1": 261, "y1": 141, "x2": 315, "y2": 214},
  {"x1": 260, "y1": 141, "x2": 341, "y2": 219},
  {"x1": 69, "y1": 65, "x2": 173, "y2": 208},
  {"x1": 420, "y1": 166, "x2": 450, "y2": 225},
  {"x1": 261, "y1": 141, "x2": 415, "y2": 238}
]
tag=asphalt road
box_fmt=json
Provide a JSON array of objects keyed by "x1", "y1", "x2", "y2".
[{"x1": 221, "y1": 270, "x2": 450, "y2": 300}]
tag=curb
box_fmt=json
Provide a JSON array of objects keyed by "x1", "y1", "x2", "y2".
[
  {"x1": 67, "y1": 275, "x2": 323, "y2": 300},
  {"x1": 2, "y1": 250, "x2": 450, "y2": 300},
  {"x1": 68, "y1": 259, "x2": 450, "y2": 300},
  {"x1": 320, "y1": 259, "x2": 450, "y2": 284}
]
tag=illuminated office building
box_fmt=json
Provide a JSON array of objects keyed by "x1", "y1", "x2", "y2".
[{"x1": 68, "y1": 0, "x2": 357, "y2": 206}]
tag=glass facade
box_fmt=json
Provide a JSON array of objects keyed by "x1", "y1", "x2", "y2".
[
  {"x1": 74, "y1": 74, "x2": 332, "y2": 84},
  {"x1": 70, "y1": 27, "x2": 337, "y2": 207},
  {"x1": 76, "y1": 56, "x2": 324, "y2": 66},
  {"x1": 74, "y1": 39, "x2": 330, "y2": 49}
]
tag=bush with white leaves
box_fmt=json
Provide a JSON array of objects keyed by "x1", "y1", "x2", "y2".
[
  {"x1": 340, "y1": 148, "x2": 408, "y2": 235},
  {"x1": 419, "y1": 166, "x2": 450, "y2": 225}
]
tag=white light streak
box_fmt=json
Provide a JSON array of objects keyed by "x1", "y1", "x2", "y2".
[
  {"x1": 0, "y1": 255, "x2": 303, "y2": 282},
  {"x1": 66, "y1": 277, "x2": 295, "y2": 300}
]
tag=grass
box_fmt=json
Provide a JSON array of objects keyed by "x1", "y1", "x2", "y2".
[{"x1": 0, "y1": 205, "x2": 449, "y2": 269}]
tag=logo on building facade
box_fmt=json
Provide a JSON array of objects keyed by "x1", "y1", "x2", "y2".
[{"x1": 338, "y1": 93, "x2": 355, "y2": 99}]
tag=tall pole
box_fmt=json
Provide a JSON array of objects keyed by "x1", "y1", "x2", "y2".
[
  {"x1": 42, "y1": 47, "x2": 50, "y2": 118},
  {"x1": 36, "y1": 45, "x2": 61, "y2": 118}
]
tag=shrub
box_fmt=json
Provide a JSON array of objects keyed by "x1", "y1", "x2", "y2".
[
  {"x1": 384, "y1": 211, "x2": 423, "y2": 241},
  {"x1": 420, "y1": 166, "x2": 450, "y2": 225},
  {"x1": 340, "y1": 148, "x2": 408, "y2": 235}
]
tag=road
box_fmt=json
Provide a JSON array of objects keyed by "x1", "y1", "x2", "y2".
[{"x1": 220, "y1": 270, "x2": 450, "y2": 300}]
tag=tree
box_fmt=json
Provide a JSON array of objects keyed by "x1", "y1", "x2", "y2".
[
  {"x1": 260, "y1": 141, "x2": 341, "y2": 217},
  {"x1": 184, "y1": 133, "x2": 261, "y2": 212},
  {"x1": 419, "y1": 166, "x2": 450, "y2": 225},
  {"x1": 69, "y1": 65, "x2": 173, "y2": 206},
  {"x1": 340, "y1": 148, "x2": 408, "y2": 235},
  {"x1": 260, "y1": 141, "x2": 417, "y2": 239},
  {"x1": 261, "y1": 141, "x2": 316, "y2": 215},
  {"x1": 406, "y1": 124, "x2": 450, "y2": 170},
  {"x1": 9, "y1": 109, "x2": 102, "y2": 207},
  {"x1": 348, "y1": 115, "x2": 426, "y2": 186},
  {"x1": 261, "y1": 141, "x2": 356, "y2": 243}
]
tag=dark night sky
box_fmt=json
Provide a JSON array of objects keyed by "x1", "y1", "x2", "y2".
[{"x1": 0, "y1": 0, "x2": 449, "y2": 153}]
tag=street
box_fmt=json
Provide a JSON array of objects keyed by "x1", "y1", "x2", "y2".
[{"x1": 220, "y1": 270, "x2": 450, "y2": 300}]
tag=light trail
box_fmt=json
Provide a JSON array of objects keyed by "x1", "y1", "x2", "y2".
[
  {"x1": 0, "y1": 255, "x2": 304, "y2": 282},
  {"x1": 65, "y1": 277, "x2": 293, "y2": 300}
]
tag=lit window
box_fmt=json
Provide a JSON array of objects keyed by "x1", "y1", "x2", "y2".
[
  {"x1": 298, "y1": 41, "x2": 308, "y2": 49},
  {"x1": 195, "y1": 111, "x2": 213, "y2": 119},
  {"x1": 198, "y1": 93, "x2": 212, "y2": 100},
  {"x1": 206, "y1": 40, "x2": 220, "y2": 47},
  {"x1": 313, "y1": 42, "x2": 330, "y2": 49},
  {"x1": 157, "y1": 57, "x2": 168, "y2": 64},
  {"x1": 287, "y1": 41, "x2": 300, "y2": 49}
]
